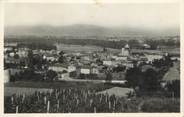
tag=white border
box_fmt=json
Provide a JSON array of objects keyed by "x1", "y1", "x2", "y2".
[{"x1": 0, "y1": 0, "x2": 183, "y2": 117}]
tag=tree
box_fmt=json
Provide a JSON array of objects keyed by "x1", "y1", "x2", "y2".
[
  {"x1": 105, "y1": 71, "x2": 112, "y2": 82},
  {"x1": 46, "y1": 70, "x2": 57, "y2": 81},
  {"x1": 128, "y1": 39, "x2": 139, "y2": 47},
  {"x1": 58, "y1": 51, "x2": 65, "y2": 63},
  {"x1": 96, "y1": 59, "x2": 103, "y2": 65},
  {"x1": 32, "y1": 55, "x2": 44, "y2": 69},
  {"x1": 126, "y1": 67, "x2": 160, "y2": 92},
  {"x1": 59, "y1": 51, "x2": 65, "y2": 56},
  {"x1": 166, "y1": 80, "x2": 180, "y2": 97},
  {"x1": 113, "y1": 66, "x2": 126, "y2": 72},
  {"x1": 14, "y1": 54, "x2": 19, "y2": 59},
  {"x1": 141, "y1": 69, "x2": 160, "y2": 91},
  {"x1": 27, "y1": 50, "x2": 34, "y2": 69},
  {"x1": 125, "y1": 67, "x2": 142, "y2": 89},
  {"x1": 58, "y1": 56, "x2": 65, "y2": 63}
]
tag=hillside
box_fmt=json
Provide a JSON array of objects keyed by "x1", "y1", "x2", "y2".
[
  {"x1": 5, "y1": 24, "x2": 179, "y2": 38},
  {"x1": 163, "y1": 62, "x2": 180, "y2": 81}
]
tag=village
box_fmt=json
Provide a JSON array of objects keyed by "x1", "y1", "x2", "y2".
[
  {"x1": 4, "y1": 40, "x2": 179, "y2": 82},
  {"x1": 4, "y1": 38, "x2": 180, "y2": 113}
]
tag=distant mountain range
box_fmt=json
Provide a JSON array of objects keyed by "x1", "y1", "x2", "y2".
[{"x1": 5, "y1": 24, "x2": 179, "y2": 38}]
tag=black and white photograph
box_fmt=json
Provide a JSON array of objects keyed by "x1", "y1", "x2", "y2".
[{"x1": 2, "y1": 1, "x2": 181, "y2": 113}]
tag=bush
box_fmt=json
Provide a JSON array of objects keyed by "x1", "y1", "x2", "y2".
[
  {"x1": 141, "y1": 98, "x2": 180, "y2": 112},
  {"x1": 166, "y1": 80, "x2": 180, "y2": 97}
]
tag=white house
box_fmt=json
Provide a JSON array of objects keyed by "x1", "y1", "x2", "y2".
[
  {"x1": 17, "y1": 48, "x2": 29, "y2": 58},
  {"x1": 103, "y1": 60, "x2": 112, "y2": 66},
  {"x1": 43, "y1": 55, "x2": 58, "y2": 62},
  {"x1": 144, "y1": 54, "x2": 163, "y2": 62},
  {"x1": 91, "y1": 67, "x2": 99, "y2": 74},
  {"x1": 68, "y1": 65, "x2": 76, "y2": 72},
  {"x1": 143, "y1": 44, "x2": 151, "y2": 49},
  {"x1": 80, "y1": 66, "x2": 91, "y2": 74},
  {"x1": 9, "y1": 52, "x2": 15, "y2": 57},
  {"x1": 122, "y1": 62, "x2": 134, "y2": 69}
]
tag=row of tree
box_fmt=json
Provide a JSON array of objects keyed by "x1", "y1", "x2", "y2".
[{"x1": 125, "y1": 55, "x2": 180, "y2": 97}]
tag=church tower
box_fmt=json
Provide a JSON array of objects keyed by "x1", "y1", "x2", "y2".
[{"x1": 122, "y1": 44, "x2": 130, "y2": 56}]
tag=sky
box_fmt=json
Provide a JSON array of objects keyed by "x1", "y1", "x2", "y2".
[{"x1": 4, "y1": 3, "x2": 180, "y2": 29}]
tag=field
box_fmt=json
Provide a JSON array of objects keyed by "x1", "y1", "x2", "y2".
[
  {"x1": 56, "y1": 43, "x2": 120, "y2": 54},
  {"x1": 4, "y1": 81, "x2": 114, "y2": 96},
  {"x1": 131, "y1": 48, "x2": 180, "y2": 55},
  {"x1": 56, "y1": 44, "x2": 103, "y2": 52},
  {"x1": 55, "y1": 44, "x2": 179, "y2": 56}
]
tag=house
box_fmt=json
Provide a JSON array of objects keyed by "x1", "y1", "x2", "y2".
[
  {"x1": 17, "y1": 48, "x2": 29, "y2": 58},
  {"x1": 144, "y1": 54, "x2": 163, "y2": 62},
  {"x1": 68, "y1": 65, "x2": 76, "y2": 72},
  {"x1": 91, "y1": 67, "x2": 99, "y2": 74},
  {"x1": 80, "y1": 68, "x2": 90, "y2": 74},
  {"x1": 143, "y1": 44, "x2": 151, "y2": 49},
  {"x1": 80, "y1": 65, "x2": 91, "y2": 74},
  {"x1": 103, "y1": 60, "x2": 112, "y2": 66},
  {"x1": 43, "y1": 54, "x2": 58, "y2": 62},
  {"x1": 122, "y1": 61, "x2": 134, "y2": 69}
]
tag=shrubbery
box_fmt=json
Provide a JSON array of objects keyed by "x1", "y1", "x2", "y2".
[{"x1": 141, "y1": 98, "x2": 180, "y2": 112}]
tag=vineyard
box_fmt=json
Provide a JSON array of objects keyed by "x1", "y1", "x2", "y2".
[
  {"x1": 4, "y1": 87, "x2": 180, "y2": 113},
  {"x1": 4, "y1": 88, "x2": 139, "y2": 113}
]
